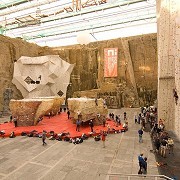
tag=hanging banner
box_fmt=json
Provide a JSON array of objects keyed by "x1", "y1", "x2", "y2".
[{"x1": 104, "y1": 48, "x2": 118, "y2": 77}]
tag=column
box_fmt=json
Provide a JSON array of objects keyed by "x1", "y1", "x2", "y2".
[{"x1": 157, "y1": 0, "x2": 180, "y2": 139}]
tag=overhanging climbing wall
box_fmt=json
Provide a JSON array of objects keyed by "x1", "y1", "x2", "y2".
[{"x1": 12, "y1": 55, "x2": 74, "y2": 98}]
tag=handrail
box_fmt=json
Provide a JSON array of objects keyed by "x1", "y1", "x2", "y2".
[{"x1": 99, "y1": 173, "x2": 174, "y2": 180}]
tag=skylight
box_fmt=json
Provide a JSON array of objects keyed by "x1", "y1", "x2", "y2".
[{"x1": 0, "y1": 0, "x2": 157, "y2": 47}]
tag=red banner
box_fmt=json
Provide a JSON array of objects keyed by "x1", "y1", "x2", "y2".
[{"x1": 104, "y1": 48, "x2": 118, "y2": 77}]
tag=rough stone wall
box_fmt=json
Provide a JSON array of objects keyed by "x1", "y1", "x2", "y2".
[
  {"x1": 0, "y1": 33, "x2": 158, "y2": 112},
  {"x1": 0, "y1": 35, "x2": 57, "y2": 112},
  {"x1": 157, "y1": 0, "x2": 180, "y2": 139},
  {"x1": 67, "y1": 98, "x2": 108, "y2": 125},
  {"x1": 53, "y1": 47, "x2": 99, "y2": 100},
  {"x1": 95, "y1": 34, "x2": 158, "y2": 107},
  {"x1": 65, "y1": 34, "x2": 157, "y2": 108},
  {"x1": 9, "y1": 97, "x2": 64, "y2": 126}
]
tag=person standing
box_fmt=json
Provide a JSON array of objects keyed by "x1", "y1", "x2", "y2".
[
  {"x1": 76, "y1": 119, "x2": 81, "y2": 132},
  {"x1": 118, "y1": 115, "x2": 121, "y2": 125},
  {"x1": 167, "y1": 137, "x2": 174, "y2": 154},
  {"x1": 138, "y1": 153, "x2": 144, "y2": 174},
  {"x1": 77, "y1": 110, "x2": 82, "y2": 120},
  {"x1": 160, "y1": 138, "x2": 168, "y2": 157},
  {"x1": 67, "y1": 110, "x2": 70, "y2": 119},
  {"x1": 124, "y1": 112, "x2": 127, "y2": 120},
  {"x1": 42, "y1": 130, "x2": 47, "y2": 146},
  {"x1": 101, "y1": 131, "x2": 107, "y2": 148},
  {"x1": 154, "y1": 137, "x2": 161, "y2": 154},
  {"x1": 13, "y1": 116, "x2": 17, "y2": 127},
  {"x1": 10, "y1": 115, "x2": 13, "y2": 123},
  {"x1": 138, "y1": 128, "x2": 143, "y2": 143},
  {"x1": 142, "y1": 157, "x2": 147, "y2": 174},
  {"x1": 89, "y1": 120, "x2": 94, "y2": 132}
]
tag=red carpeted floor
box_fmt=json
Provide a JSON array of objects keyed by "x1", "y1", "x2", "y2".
[{"x1": 0, "y1": 113, "x2": 125, "y2": 138}]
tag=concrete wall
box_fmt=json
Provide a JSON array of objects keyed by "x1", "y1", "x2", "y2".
[{"x1": 157, "y1": 0, "x2": 180, "y2": 139}]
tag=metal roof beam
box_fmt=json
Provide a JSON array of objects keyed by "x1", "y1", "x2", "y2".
[
  {"x1": 0, "y1": 0, "x2": 33, "y2": 10},
  {"x1": 4, "y1": 0, "x2": 148, "y2": 30}
]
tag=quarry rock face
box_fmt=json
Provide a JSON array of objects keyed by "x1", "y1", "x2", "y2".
[
  {"x1": 63, "y1": 34, "x2": 157, "y2": 108},
  {"x1": 0, "y1": 35, "x2": 57, "y2": 111},
  {"x1": 67, "y1": 97, "x2": 108, "y2": 125},
  {"x1": 9, "y1": 96, "x2": 64, "y2": 126},
  {"x1": 0, "y1": 33, "x2": 157, "y2": 111}
]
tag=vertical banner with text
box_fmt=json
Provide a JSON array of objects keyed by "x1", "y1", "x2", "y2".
[{"x1": 104, "y1": 48, "x2": 118, "y2": 77}]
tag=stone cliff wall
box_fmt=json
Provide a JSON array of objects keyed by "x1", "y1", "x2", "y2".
[
  {"x1": 0, "y1": 35, "x2": 57, "y2": 112},
  {"x1": 96, "y1": 34, "x2": 157, "y2": 107},
  {"x1": 56, "y1": 34, "x2": 157, "y2": 108},
  {"x1": 0, "y1": 33, "x2": 158, "y2": 111}
]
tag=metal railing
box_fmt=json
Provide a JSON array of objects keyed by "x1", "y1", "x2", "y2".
[{"x1": 100, "y1": 173, "x2": 174, "y2": 180}]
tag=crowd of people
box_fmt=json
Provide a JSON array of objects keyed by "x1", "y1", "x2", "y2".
[
  {"x1": 136, "y1": 105, "x2": 175, "y2": 175},
  {"x1": 0, "y1": 108, "x2": 129, "y2": 149},
  {"x1": 109, "y1": 111, "x2": 128, "y2": 130},
  {"x1": 151, "y1": 124, "x2": 174, "y2": 158},
  {"x1": 2, "y1": 104, "x2": 175, "y2": 177},
  {"x1": 0, "y1": 105, "x2": 176, "y2": 179}
]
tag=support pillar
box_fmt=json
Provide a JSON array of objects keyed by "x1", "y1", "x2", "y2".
[{"x1": 157, "y1": 0, "x2": 180, "y2": 139}]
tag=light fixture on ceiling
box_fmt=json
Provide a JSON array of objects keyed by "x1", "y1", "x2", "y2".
[{"x1": 77, "y1": 31, "x2": 92, "y2": 45}]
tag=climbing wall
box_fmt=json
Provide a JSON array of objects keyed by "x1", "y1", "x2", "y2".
[
  {"x1": 68, "y1": 97, "x2": 108, "y2": 125},
  {"x1": 12, "y1": 55, "x2": 74, "y2": 99},
  {"x1": 157, "y1": 0, "x2": 180, "y2": 139}
]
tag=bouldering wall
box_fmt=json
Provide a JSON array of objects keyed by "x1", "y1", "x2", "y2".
[
  {"x1": 9, "y1": 96, "x2": 64, "y2": 126},
  {"x1": 67, "y1": 97, "x2": 108, "y2": 125},
  {"x1": 12, "y1": 55, "x2": 74, "y2": 98}
]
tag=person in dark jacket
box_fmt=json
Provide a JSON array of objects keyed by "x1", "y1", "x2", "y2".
[
  {"x1": 142, "y1": 157, "x2": 147, "y2": 174},
  {"x1": 89, "y1": 120, "x2": 94, "y2": 132},
  {"x1": 154, "y1": 137, "x2": 161, "y2": 153},
  {"x1": 42, "y1": 130, "x2": 47, "y2": 146},
  {"x1": 138, "y1": 153, "x2": 144, "y2": 174},
  {"x1": 67, "y1": 110, "x2": 70, "y2": 119},
  {"x1": 13, "y1": 117, "x2": 18, "y2": 127},
  {"x1": 76, "y1": 119, "x2": 81, "y2": 132},
  {"x1": 160, "y1": 138, "x2": 168, "y2": 157},
  {"x1": 138, "y1": 128, "x2": 143, "y2": 143}
]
